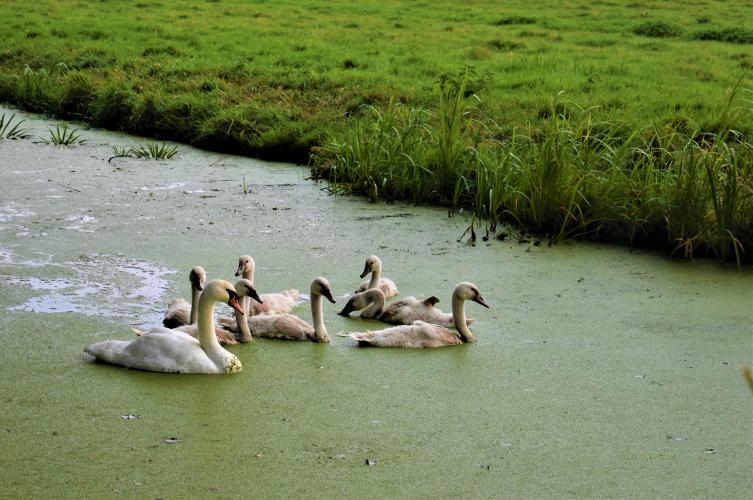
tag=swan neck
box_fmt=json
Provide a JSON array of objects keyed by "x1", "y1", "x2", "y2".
[
  {"x1": 453, "y1": 294, "x2": 474, "y2": 342},
  {"x1": 190, "y1": 286, "x2": 200, "y2": 324},
  {"x1": 235, "y1": 309, "x2": 252, "y2": 342},
  {"x1": 312, "y1": 294, "x2": 327, "y2": 338},
  {"x1": 368, "y1": 264, "x2": 381, "y2": 290},
  {"x1": 197, "y1": 292, "x2": 222, "y2": 351}
]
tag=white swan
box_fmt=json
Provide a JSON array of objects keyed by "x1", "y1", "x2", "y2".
[
  {"x1": 85, "y1": 280, "x2": 245, "y2": 374},
  {"x1": 338, "y1": 288, "x2": 474, "y2": 328},
  {"x1": 162, "y1": 266, "x2": 205, "y2": 328},
  {"x1": 354, "y1": 255, "x2": 399, "y2": 298},
  {"x1": 235, "y1": 255, "x2": 301, "y2": 316},
  {"x1": 234, "y1": 277, "x2": 335, "y2": 343},
  {"x1": 348, "y1": 282, "x2": 488, "y2": 348}
]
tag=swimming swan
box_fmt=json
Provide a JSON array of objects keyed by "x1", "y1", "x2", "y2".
[
  {"x1": 338, "y1": 288, "x2": 474, "y2": 328},
  {"x1": 162, "y1": 266, "x2": 205, "y2": 328},
  {"x1": 234, "y1": 277, "x2": 336, "y2": 343},
  {"x1": 348, "y1": 282, "x2": 488, "y2": 348},
  {"x1": 85, "y1": 280, "x2": 246, "y2": 374},
  {"x1": 354, "y1": 255, "x2": 399, "y2": 298},
  {"x1": 235, "y1": 255, "x2": 301, "y2": 316}
]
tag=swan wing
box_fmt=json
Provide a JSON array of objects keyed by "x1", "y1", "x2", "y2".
[
  {"x1": 350, "y1": 321, "x2": 460, "y2": 348},
  {"x1": 84, "y1": 328, "x2": 222, "y2": 373},
  {"x1": 248, "y1": 314, "x2": 314, "y2": 341}
]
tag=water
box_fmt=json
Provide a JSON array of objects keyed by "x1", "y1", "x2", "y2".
[{"x1": 0, "y1": 106, "x2": 750, "y2": 498}]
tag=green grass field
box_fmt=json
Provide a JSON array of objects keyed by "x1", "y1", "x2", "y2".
[{"x1": 1, "y1": 0, "x2": 752, "y2": 260}]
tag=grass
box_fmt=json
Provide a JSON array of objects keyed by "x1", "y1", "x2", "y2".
[
  {"x1": 0, "y1": 0, "x2": 752, "y2": 261},
  {"x1": 109, "y1": 142, "x2": 179, "y2": 161},
  {"x1": 0, "y1": 113, "x2": 30, "y2": 139},
  {"x1": 39, "y1": 124, "x2": 84, "y2": 145},
  {"x1": 312, "y1": 75, "x2": 753, "y2": 265}
]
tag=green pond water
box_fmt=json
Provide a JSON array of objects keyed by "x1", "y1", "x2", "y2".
[{"x1": 0, "y1": 107, "x2": 751, "y2": 498}]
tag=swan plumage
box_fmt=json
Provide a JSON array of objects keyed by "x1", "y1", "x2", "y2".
[
  {"x1": 85, "y1": 280, "x2": 246, "y2": 374},
  {"x1": 348, "y1": 282, "x2": 488, "y2": 348},
  {"x1": 355, "y1": 255, "x2": 398, "y2": 298},
  {"x1": 235, "y1": 255, "x2": 301, "y2": 316},
  {"x1": 233, "y1": 277, "x2": 335, "y2": 343},
  {"x1": 162, "y1": 266, "x2": 205, "y2": 328},
  {"x1": 339, "y1": 288, "x2": 474, "y2": 328}
]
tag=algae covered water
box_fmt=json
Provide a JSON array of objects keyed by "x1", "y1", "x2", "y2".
[{"x1": 0, "y1": 108, "x2": 750, "y2": 497}]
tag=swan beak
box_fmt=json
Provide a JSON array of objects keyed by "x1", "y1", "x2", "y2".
[
  {"x1": 234, "y1": 264, "x2": 242, "y2": 277},
  {"x1": 473, "y1": 295, "x2": 490, "y2": 308},
  {"x1": 323, "y1": 288, "x2": 337, "y2": 304},
  {"x1": 228, "y1": 295, "x2": 244, "y2": 315},
  {"x1": 338, "y1": 299, "x2": 354, "y2": 316},
  {"x1": 359, "y1": 263, "x2": 370, "y2": 279},
  {"x1": 247, "y1": 287, "x2": 263, "y2": 304}
]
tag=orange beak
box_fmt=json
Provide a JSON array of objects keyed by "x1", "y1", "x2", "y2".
[{"x1": 228, "y1": 295, "x2": 244, "y2": 315}]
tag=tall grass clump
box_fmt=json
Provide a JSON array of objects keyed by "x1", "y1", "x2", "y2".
[
  {"x1": 313, "y1": 76, "x2": 753, "y2": 264},
  {"x1": 0, "y1": 113, "x2": 30, "y2": 139},
  {"x1": 39, "y1": 124, "x2": 85, "y2": 145}
]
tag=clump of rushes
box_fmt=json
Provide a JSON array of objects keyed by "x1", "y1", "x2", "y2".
[
  {"x1": 130, "y1": 142, "x2": 178, "y2": 160},
  {"x1": 312, "y1": 74, "x2": 753, "y2": 265},
  {"x1": 0, "y1": 113, "x2": 30, "y2": 139},
  {"x1": 108, "y1": 142, "x2": 179, "y2": 161},
  {"x1": 40, "y1": 124, "x2": 85, "y2": 145}
]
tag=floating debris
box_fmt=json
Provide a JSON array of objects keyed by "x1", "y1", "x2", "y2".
[
  {"x1": 164, "y1": 437, "x2": 179, "y2": 445},
  {"x1": 666, "y1": 434, "x2": 688, "y2": 441},
  {"x1": 121, "y1": 415, "x2": 139, "y2": 420},
  {"x1": 365, "y1": 459, "x2": 379, "y2": 466},
  {"x1": 704, "y1": 449, "x2": 717, "y2": 455}
]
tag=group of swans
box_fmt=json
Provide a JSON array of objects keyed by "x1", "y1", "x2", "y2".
[{"x1": 84, "y1": 254, "x2": 489, "y2": 374}]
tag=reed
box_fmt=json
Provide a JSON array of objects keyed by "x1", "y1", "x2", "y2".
[{"x1": 0, "y1": 113, "x2": 30, "y2": 139}]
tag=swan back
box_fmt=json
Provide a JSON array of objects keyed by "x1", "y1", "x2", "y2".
[
  {"x1": 351, "y1": 321, "x2": 462, "y2": 348},
  {"x1": 85, "y1": 280, "x2": 244, "y2": 374}
]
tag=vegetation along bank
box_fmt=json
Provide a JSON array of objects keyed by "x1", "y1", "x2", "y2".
[{"x1": 1, "y1": 0, "x2": 751, "y2": 262}]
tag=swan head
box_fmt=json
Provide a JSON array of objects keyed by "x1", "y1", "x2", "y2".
[
  {"x1": 233, "y1": 278, "x2": 263, "y2": 304},
  {"x1": 338, "y1": 289, "x2": 383, "y2": 316},
  {"x1": 360, "y1": 255, "x2": 381, "y2": 278},
  {"x1": 454, "y1": 282, "x2": 489, "y2": 308},
  {"x1": 311, "y1": 277, "x2": 336, "y2": 303},
  {"x1": 235, "y1": 255, "x2": 255, "y2": 278},
  {"x1": 204, "y1": 279, "x2": 245, "y2": 315},
  {"x1": 189, "y1": 266, "x2": 206, "y2": 291}
]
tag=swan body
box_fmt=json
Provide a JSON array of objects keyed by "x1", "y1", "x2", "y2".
[
  {"x1": 234, "y1": 277, "x2": 335, "y2": 343},
  {"x1": 355, "y1": 255, "x2": 398, "y2": 298},
  {"x1": 349, "y1": 282, "x2": 488, "y2": 348},
  {"x1": 85, "y1": 280, "x2": 245, "y2": 374},
  {"x1": 339, "y1": 289, "x2": 474, "y2": 328},
  {"x1": 162, "y1": 266, "x2": 205, "y2": 328},
  {"x1": 235, "y1": 255, "x2": 301, "y2": 316}
]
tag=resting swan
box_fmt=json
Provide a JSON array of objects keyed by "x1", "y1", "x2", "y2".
[
  {"x1": 234, "y1": 277, "x2": 336, "y2": 343},
  {"x1": 85, "y1": 280, "x2": 245, "y2": 374},
  {"x1": 235, "y1": 255, "x2": 301, "y2": 316},
  {"x1": 348, "y1": 282, "x2": 488, "y2": 348},
  {"x1": 338, "y1": 288, "x2": 474, "y2": 328},
  {"x1": 355, "y1": 255, "x2": 399, "y2": 298},
  {"x1": 162, "y1": 266, "x2": 205, "y2": 328}
]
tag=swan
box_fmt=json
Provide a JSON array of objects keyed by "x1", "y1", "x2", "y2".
[
  {"x1": 338, "y1": 288, "x2": 474, "y2": 328},
  {"x1": 84, "y1": 280, "x2": 246, "y2": 374},
  {"x1": 235, "y1": 255, "x2": 301, "y2": 316},
  {"x1": 162, "y1": 266, "x2": 205, "y2": 328},
  {"x1": 354, "y1": 255, "x2": 399, "y2": 298},
  {"x1": 233, "y1": 277, "x2": 336, "y2": 343},
  {"x1": 348, "y1": 282, "x2": 488, "y2": 348}
]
